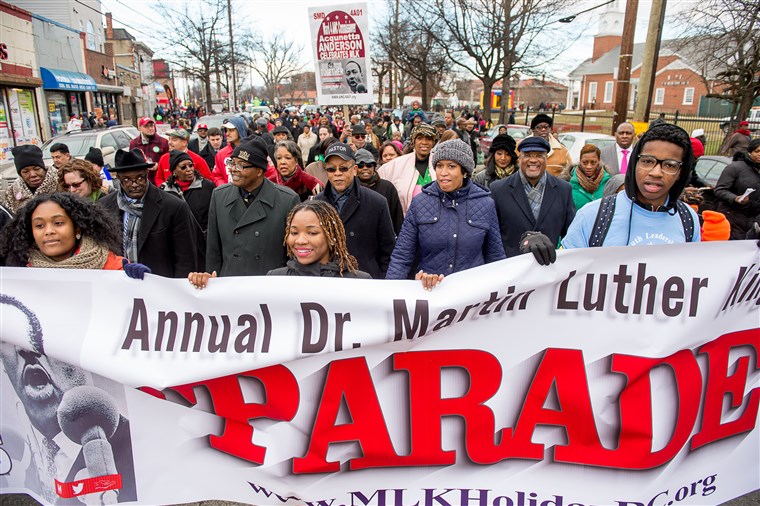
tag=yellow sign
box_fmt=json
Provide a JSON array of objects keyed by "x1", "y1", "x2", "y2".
[
  {"x1": 48, "y1": 102, "x2": 56, "y2": 113},
  {"x1": 630, "y1": 121, "x2": 649, "y2": 136}
]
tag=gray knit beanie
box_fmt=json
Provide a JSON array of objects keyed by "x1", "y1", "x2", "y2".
[{"x1": 430, "y1": 139, "x2": 475, "y2": 174}]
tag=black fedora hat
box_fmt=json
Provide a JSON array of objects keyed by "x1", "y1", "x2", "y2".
[{"x1": 111, "y1": 148, "x2": 154, "y2": 172}]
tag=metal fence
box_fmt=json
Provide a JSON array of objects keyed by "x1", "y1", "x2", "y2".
[{"x1": 507, "y1": 107, "x2": 736, "y2": 156}]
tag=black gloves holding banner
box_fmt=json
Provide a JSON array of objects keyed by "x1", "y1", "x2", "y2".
[{"x1": 519, "y1": 231, "x2": 557, "y2": 266}]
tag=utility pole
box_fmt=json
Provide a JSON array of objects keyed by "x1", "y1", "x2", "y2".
[
  {"x1": 633, "y1": 0, "x2": 666, "y2": 123},
  {"x1": 392, "y1": 0, "x2": 400, "y2": 108},
  {"x1": 227, "y1": 0, "x2": 237, "y2": 110},
  {"x1": 612, "y1": 0, "x2": 639, "y2": 133}
]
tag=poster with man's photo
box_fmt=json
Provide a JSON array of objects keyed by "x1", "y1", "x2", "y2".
[{"x1": 308, "y1": 3, "x2": 373, "y2": 105}]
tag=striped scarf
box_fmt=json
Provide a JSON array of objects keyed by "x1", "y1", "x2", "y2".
[{"x1": 116, "y1": 190, "x2": 143, "y2": 262}]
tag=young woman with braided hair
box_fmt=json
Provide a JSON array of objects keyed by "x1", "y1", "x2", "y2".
[
  {"x1": 187, "y1": 200, "x2": 369, "y2": 288},
  {"x1": 268, "y1": 200, "x2": 369, "y2": 278}
]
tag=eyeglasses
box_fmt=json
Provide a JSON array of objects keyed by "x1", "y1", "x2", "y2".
[
  {"x1": 325, "y1": 166, "x2": 353, "y2": 173},
  {"x1": 636, "y1": 155, "x2": 682, "y2": 175},
  {"x1": 356, "y1": 162, "x2": 376, "y2": 169},
  {"x1": 226, "y1": 160, "x2": 255, "y2": 171},
  {"x1": 522, "y1": 152, "x2": 547, "y2": 159},
  {"x1": 119, "y1": 174, "x2": 148, "y2": 185},
  {"x1": 533, "y1": 124, "x2": 551, "y2": 131},
  {"x1": 352, "y1": 134, "x2": 366, "y2": 138},
  {"x1": 64, "y1": 180, "x2": 86, "y2": 190}
]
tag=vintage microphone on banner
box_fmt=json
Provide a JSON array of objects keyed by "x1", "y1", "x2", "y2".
[{"x1": 58, "y1": 386, "x2": 120, "y2": 505}]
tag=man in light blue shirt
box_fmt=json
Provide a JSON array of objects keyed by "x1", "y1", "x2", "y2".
[{"x1": 561, "y1": 123, "x2": 700, "y2": 248}]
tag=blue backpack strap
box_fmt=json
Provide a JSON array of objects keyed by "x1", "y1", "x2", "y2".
[
  {"x1": 588, "y1": 195, "x2": 618, "y2": 247},
  {"x1": 675, "y1": 200, "x2": 695, "y2": 242}
]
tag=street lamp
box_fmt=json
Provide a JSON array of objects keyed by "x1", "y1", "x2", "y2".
[{"x1": 557, "y1": 0, "x2": 615, "y2": 23}]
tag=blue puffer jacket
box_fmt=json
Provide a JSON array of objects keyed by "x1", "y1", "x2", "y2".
[{"x1": 386, "y1": 180, "x2": 506, "y2": 279}]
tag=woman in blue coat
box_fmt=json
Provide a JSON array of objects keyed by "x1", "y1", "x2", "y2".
[{"x1": 386, "y1": 139, "x2": 506, "y2": 290}]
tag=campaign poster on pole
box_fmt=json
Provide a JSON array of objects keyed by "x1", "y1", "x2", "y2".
[{"x1": 308, "y1": 3, "x2": 373, "y2": 106}]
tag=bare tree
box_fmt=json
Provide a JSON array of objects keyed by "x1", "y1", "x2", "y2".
[
  {"x1": 371, "y1": 58, "x2": 391, "y2": 106},
  {"x1": 395, "y1": 70, "x2": 417, "y2": 107},
  {"x1": 417, "y1": 0, "x2": 573, "y2": 123},
  {"x1": 249, "y1": 34, "x2": 305, "y2": 104},
  {"x1": 674, "y1": 0, "x2": 760, "y2": 137},
  {"x1": 375, "y1": 3, "x2": 452, "y2": 110},
  {"x1": 156, "y1": 0, "x2": 227, "y2": 111}
]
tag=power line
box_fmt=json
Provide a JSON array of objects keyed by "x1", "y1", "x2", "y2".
[
  {"x1": 74, "y1": 0, "x2": 155, "y2": 40},
  {"x1": 105, "y1": 0, "x2": 166, "y2": 31}
]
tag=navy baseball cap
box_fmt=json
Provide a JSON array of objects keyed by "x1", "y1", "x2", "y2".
[
  {"x1": 324, "y1": 142, "x2": 355, "y2": 161},
  {"x1": 519, "y1": 136, "x2": 551, "y2": 153}
]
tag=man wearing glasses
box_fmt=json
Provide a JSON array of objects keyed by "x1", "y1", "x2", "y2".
[
  {"x1": 561, "y1": 123, "x2": 700, "y2": 249},
  {"x1": 518, "y1": 113, "x2": 572, "y2": 177},
  {"x1": 315, "y1": 143, "x2": 396, "y2": 278},
  {"x1": 100, "y1": 148, "x2": 199, "y2": 277},
  {"x1": 346, "y1": 121, "x2": 379, "y2": 160},
  {"x1": 206, "y1": 137, "x2": 300, "y2": 276}
]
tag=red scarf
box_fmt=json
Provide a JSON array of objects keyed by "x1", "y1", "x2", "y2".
[
  {"x1": 176, "y1": 178, "x2": 193, "y2": 192},
  {"x1": 268, "y1": 166, "x2": 322, "y2": 196},
  {"x1": 736, "y1": 129, "x2": 751, "y2": 136}
]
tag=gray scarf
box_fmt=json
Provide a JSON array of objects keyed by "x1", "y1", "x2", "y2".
[{"x1": 116, "y1": 189, "x2": 144, "y2": 262}]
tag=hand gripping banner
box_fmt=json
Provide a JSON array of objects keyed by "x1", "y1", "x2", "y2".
[{"x1": 1, "y1": 241, "x2": 758, "y2": 505}]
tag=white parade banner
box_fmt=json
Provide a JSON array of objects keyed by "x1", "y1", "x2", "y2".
[
  {"x1": 308, "y1": 3, "x2": 373, "y2": 106},
  {"x1": 0, "y1": 242, "x2": 758, "y2": 506}
]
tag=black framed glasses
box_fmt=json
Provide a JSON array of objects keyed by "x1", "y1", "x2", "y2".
[
  {"x1": 636, "y1": 155, "x2": 682, "y2": 175},
  {"x1": 352, "y1": 133, "x2": 366, "y2": 138},
  {"x1": 356, "y1": 162, "x2": 376, "y2": 169},
  {"x1": 226, "y1": 159, "x2": 255, "y2": 171},
  {"x1": 325, "y1": 166, "x2": 353, "y2": 173},
  {"x1": 119, "y1": 174, "x2": 148, "y2": 185}
]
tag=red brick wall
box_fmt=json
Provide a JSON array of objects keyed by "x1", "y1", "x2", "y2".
[
  {"x1": 648, "y1": 67, "x2": 709, "y2": 116},
  {"x1": 592, "y1": 36, "x2": 621, "y2": 62},
  {"x1": 582, "y1": 74, "x2": 615, "y2": 108},
  {"x1": 85, "y1": 49, "x2": 117, "y2": 86}
]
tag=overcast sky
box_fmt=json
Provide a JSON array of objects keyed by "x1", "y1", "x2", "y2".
[{"x1": 99, "y1": 0, "x2": 689, "y2": 89}]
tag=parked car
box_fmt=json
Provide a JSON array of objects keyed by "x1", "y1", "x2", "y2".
[
  {"x1": 192, "y1": 113, "x2": 239, "y2": 135},
  {"x1": 246, "y1": 105, "x2": 272, "y2": 118},
  {"x1": 694, "y1": 155, "x2": 731, "y2": 187},
  {"x1": 557, "y1": 132, "x2": 616, "y2": 164},
  {"x1": 300, "y1": 104, "x2": 320, "y2": 116},
  {"x1": 693, "y1": 155, "x2": 732, "y2": 213},
  {"x1": 40, "y1": 125, "x2": 139, "y2": 168},
  {"x1": 479, "y1": 124, "x2": 530, "y2": 154}
]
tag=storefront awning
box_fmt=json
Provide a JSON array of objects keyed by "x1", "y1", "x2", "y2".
[
  {"x1": 40, "y1": 68, "x2": 97, "y2": 92},
  {"x1": 154, "y1": 82, "x2": 165, "y2": 94},
  {"x1": 96, "y1": 84, "x2": 124, "y2": 94}
]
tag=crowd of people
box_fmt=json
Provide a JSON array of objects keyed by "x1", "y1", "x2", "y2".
[{"x1": 1, "y1": 104, "x2": 758, "y2": 290}]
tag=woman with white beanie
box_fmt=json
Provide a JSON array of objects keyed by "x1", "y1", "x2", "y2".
[{"x1": 386, "y1": 139, "x2": 505, "y2": 290}]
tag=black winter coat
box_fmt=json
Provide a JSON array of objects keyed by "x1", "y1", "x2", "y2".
[
  {"x1": 99, "y1": 184, "x2": 198, "y2": 278},
  {"x1": 268, "y1": 258, "x2": 371, "y2": 278},
  {"x1": 316, "y1": 178, "x2": 396, "y2": 279},
  {"x1": 713, "y1": 156, "x2": 760, "y2": 238},
  {"x1": 161, "y1": 174, "x2": 216, "y2": 232},
  {"x1": 360, "y1": 177, "x2": 404, "y2": 235},
  {"x1": 490, "y1": 172, "x2": 576, "y2": 257}
]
